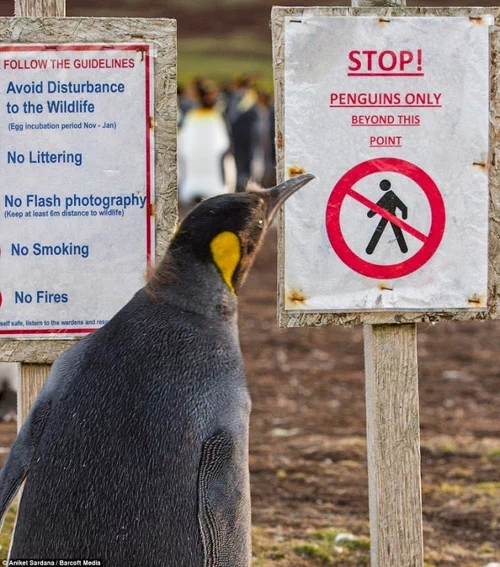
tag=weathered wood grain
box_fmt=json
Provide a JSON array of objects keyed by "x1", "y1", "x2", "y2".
[
  {"x1": 15, "y1": 0, "x2": 65, "y2": 17},
  {"x1": 364, "y1": 324, "x2": 423, "y2": 567},
  {"x1": 0, "y1": 17, "x2": 178, "y2": 363},
  {"x1": 352, "y1": 0, "x2": 404, "y2": 6},
  {"x1": 272, "y1": 6, "x2": 500, "y2": 327},
  {"x1": 18, "y1": 363, "x2": 51, "y2": 428}
]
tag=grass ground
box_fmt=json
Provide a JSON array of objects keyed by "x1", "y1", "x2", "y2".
[
  {"x1": 178, "y1": 34, "x2": 274, "y2": 91},
  {"x1": 0, "y1": 504, "x2": 16, "y2": 560},
  {"x1": 2, "y1": 487, "x2": 497, "y2": 566},
  {"x1": 0, "y1": 508, "x2": 372, "y2": 566}
]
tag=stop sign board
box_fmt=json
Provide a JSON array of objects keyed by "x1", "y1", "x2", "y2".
[{"x1": 281, "y1": 15, "x2": 491, "y2": 313}]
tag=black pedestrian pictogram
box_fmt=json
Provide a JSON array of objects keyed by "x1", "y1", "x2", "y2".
[{"x1": 366, "y1": 180, "x2": 408, "y2": 255}]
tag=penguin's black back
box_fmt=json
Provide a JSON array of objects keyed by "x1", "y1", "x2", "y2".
[{"x1": 10, "y1": 288, "x2": 250, "y2": 566}]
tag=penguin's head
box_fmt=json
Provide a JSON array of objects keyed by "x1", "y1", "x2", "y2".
[{"x1": 166, "y1": 174, "x2": 315, "y2": 296}]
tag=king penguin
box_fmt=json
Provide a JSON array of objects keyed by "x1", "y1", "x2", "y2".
[{"x1": 0, "y1": 173, "x2": 314, "y2": 567}]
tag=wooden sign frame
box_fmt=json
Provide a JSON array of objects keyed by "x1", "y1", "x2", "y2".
[
  {"x1": 272, "y1": 6, "x2": 500, "y2": 329},
  {"x1": 0, "y1": 17, "x2": 178, "y2": 364}
]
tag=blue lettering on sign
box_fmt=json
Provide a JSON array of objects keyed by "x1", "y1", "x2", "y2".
[
  {"x1": 11, "y1": 244, "x2": 29, "y2": 256},
  {"x1": 27, "y1": 194, "x2": 62, "y2": 207},
  {"x1": 6, "y1": 81, "x2": 43, "y2": 94},
  {"x1": 4, "y1": 195, "x2": 22, "y2": 207},
  {"x1": 14, "y1": 291, "x2": 68, "y2": 303},
  {"x1": 33, "y1": 242, "x2": 89, "y2": 259},
  {"x1": 36, "y1": 291, "x2": 69, "y2": 304},
  {"x1": 7, "y1": 151, "x2": 24, "y2": 164},
  {"x1": 10, "y1": 242, "x2": 89, "y2": 258},
  {"x1": 46, "y1": 100, "x2": 95, "y2": 114},
  {"x1": 29, "y1": 151, "x2": 83, "y2": 166},
  {"x1": 7, "y1": 151, "x2": 82, "y2": 166},
  {"x1": 15, "y1": 292, "x2": 32, "y2": 304},
  {"x1": 65, "y1": 194, "x2": 147, "y2": 209}
]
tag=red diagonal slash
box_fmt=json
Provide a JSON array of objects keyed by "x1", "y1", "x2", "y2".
[{"x1": 346, "y1": 187, "x2": 428, "y2": 243}]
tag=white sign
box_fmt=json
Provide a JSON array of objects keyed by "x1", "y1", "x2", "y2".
[
  {"x1": 0, "y1": 44, "x2": 154, "y2": 338},
  {"x1": 283, "y1": 16, "x2": 491, "y2": 312}
]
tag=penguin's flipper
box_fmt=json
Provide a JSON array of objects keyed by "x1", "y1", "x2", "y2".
[
  {"x1": 198, "y1": 430, "x2": 250, "y2": 567},
  {"x1": 0, "y1": 398, "x2": 51, "y2": 529}
]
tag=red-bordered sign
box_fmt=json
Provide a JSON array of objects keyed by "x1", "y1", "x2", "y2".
[
  {"x1": 0, "y1": 44, "x2": 154, "y2": 337},
  {"x1": 326, "y1": 158, "x2": 445, "y2": 279}
]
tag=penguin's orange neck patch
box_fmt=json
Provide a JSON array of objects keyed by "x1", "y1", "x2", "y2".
[{"x1": 210, "y1": 231, "x2": 241, "y2": 295}]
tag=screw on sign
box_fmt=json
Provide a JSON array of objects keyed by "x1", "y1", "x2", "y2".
[{"x1": 325, "y1": 157, "x2": 446, "y2": 279}]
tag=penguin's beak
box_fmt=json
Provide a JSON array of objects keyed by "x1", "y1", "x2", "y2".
[{"x1": 264, "y1": 173, "x2": 316, "y2": 222}]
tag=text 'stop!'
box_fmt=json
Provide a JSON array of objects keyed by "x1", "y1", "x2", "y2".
[
  {"x1": 0, "y1": 44, "x2": 155, "y2": 339},
  {"x1": 282, "y1": 16, "x2": 492, "y2": 313}
]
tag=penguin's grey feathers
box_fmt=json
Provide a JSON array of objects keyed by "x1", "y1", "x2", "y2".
[
  {"x1": 0, "y1": 397, "x2": 51, "y2": 530},
  {"x1": 0, "y1": 343, "x2": 82, "y2": 532},
  {"x1": 198, "y1": 430, "x2": 251, "y2": 567}
]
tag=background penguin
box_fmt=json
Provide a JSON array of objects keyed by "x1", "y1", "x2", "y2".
[
  {"x1": 178, "y1": 84, "x2": 233, "y2": 203},
  {"x1": 226, "y1": 76, "x2": 260, "y2": 192},
  {"x1": 0, "y1": 173, "x2": 315, "y2": 567}
]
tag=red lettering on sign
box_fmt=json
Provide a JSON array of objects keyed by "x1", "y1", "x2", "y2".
[
  {"x1": 3, "y1": 59, "x2": 48, "y2": 70},
  {"x1": 348, "y1": 50, "x2": 362, "y2": 72},
  {"x1": 330, "y1": 92, "x2": 441, "y2": 108},
  {"x1": 347, "y1": 49, "x2": 424, "y2": 76},
  {"x1": 379, "y1": 51, "x2": 397, "y2": 71},
  {"x1": 369, "y1": 135, "x2": 403, "y2": 147}
]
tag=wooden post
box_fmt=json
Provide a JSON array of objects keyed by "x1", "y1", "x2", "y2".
[
  {"x1": 364, "y1": 324, "x2": 423, "y2": 567},
  {"x1": 351, "y1": 0, "x2": 403, "y2": 6},
  {"x1": 15, "y1": 0, "x2": 65, "y2": 17},
  {"x1": 13, "y1": 0, "x2": 67, "y2": 428},
  {"x1": 17, "y1": 364, "x2": 51, "y2": 425}
]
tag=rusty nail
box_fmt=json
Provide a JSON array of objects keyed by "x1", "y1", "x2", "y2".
[
  {"x1": 379, "y1": 17, "x2": 391, "y2": 23},
  {"x1": 377, "y1": 282, "x2": 393, "y2": 291},
  {"x1": 287, "y1": 290, "x2": 306, "y2": 304},
  {"x1": 288, "y1": 166, "x2": 306, "y2": 178}
]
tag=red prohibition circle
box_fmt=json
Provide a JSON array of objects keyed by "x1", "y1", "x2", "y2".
[{"x1": 326, "y1": 158, "x2": 446, "y2": 279}]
